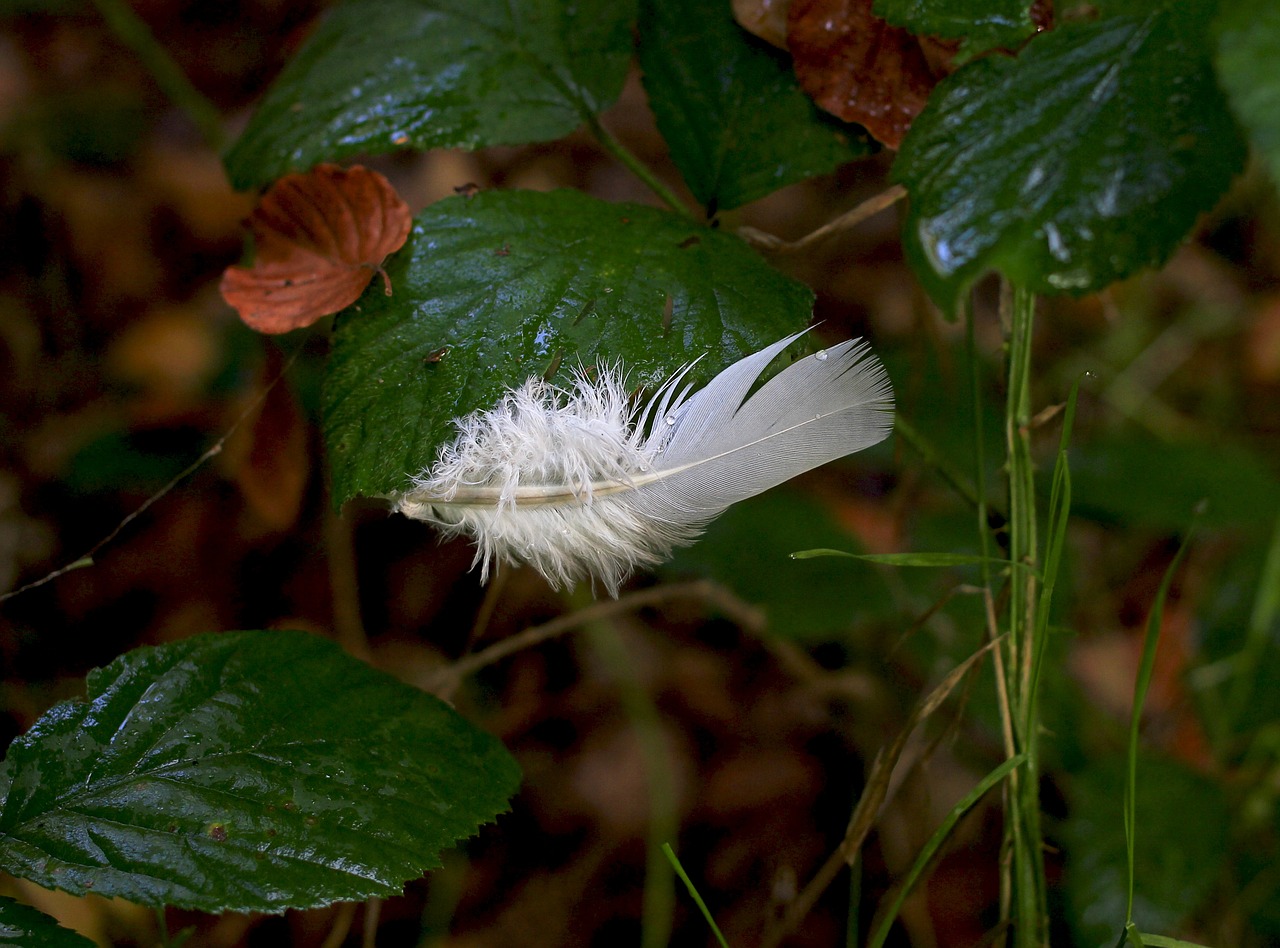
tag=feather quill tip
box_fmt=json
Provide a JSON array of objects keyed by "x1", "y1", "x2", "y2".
[{"x1": 393, "y1": 331, "x2": 894, "y2": 595}]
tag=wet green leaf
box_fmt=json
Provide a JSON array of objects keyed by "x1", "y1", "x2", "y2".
[
  {"x1": 1062, "y1": 755, "x2": 1228, "y2": 948},
  {"x1": 873, "y1": 0, "x2": 1038, "y2": 58},
  {"x1": 893, "y1": 3, "x2": 1246, "y2": 313},
  {"x1": 224, "y1": 0, "x2": 637, "y2": 189},
  {"x1": 0, "y1": 630, "x2": 520, "y2": 913},
  {"x1": 323, "y1": 189, "x2": 812, "y2": 504},
  {"x1": 0, "y1": 898, "x2": 94, "y2": 947},
  {"x1": 1216, "y1": 0, "x2": 1280, "y2": 186},
  {"x1": 637, "y1": 0, "x2": 868, "y2": 211}
]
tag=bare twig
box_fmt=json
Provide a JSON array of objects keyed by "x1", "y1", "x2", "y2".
[
  {"x1": 319, "y1": 903, "x2": 357, "y2": 948},
  {"x1": 1, "y1": 349, "x2": 301, "y2": 604},
  {"x1": 738, "y1": 185, "x2": 906, "y2": 255},
  {"x1": 427, "y1": 579, "x2": 765, "y2": 694},
  {"x1": 325, "y1": 508, "x2": 372, "y2": 662}
]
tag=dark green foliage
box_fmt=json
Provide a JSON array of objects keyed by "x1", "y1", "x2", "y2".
[
  {"x1": 322, "y1": 189, "x2": 812, "y2": 503},
  {"x1": 0, "y1": 898, "x2": 94, "y2": 947},
  {"x1": 637, "y1": 0, "x2": 869, "y2": 211},
  {"x1": 224, "y1": 0, "x2": 637, "y2": 188},
  {"x1": 0, "y1": 631, "x2": 520, "y2": 912},
  {"x1": 893, "y1": 3, "x2": 1247, "y2": 313}
]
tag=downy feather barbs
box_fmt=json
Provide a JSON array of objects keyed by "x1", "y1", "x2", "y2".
[{"x1": 393, "y1": 330, "x2": 894, "y2": 595}]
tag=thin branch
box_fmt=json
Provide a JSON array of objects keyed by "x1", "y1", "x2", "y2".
[
  {"x1": 738, "y1": 185, "x2": 906, "y2": 255},
  {"x1": 427, "y1": 579, "x2": 764, "y2": 694},
  {"x1": 585, "y1": 113, "x2": 696, "y2": 219},
  {"x1": 1, "y1": 349, "x2": 300, "y2": 603}
]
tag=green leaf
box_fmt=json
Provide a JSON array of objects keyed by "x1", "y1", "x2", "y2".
[
  {"x1": 1062, "y1": 755, "x2": 1229, "y2": 948},
  {"x1": 892, "y1": 4, "x2": 1247, "y2": 314},
  {"x1": 1216, "y1": 0, "x2": 1280, "y2": 186},
  {"x1": 0, "y1": 898, "x2": 94, "y2": 947},
  {"x1": 637, "y1": 0, "x2": 868, "y2": 212},
  {"x1": 663, "y1": 490, "x2": 896, "y2": 640},
  {"x1": 0, "y1": 630, "x2": 520, "y2": 913},
  {"x1": 873, "y1": 0, "x2": 1038, "y2": 58},
  {"x1": 793, "y1": 550, "x2": 1021, "y2": 570},
  {"x1": 224, "y1": 0, "x2": 637, "y2": 189},
  {"x1": 323, "y1": 189, "x2": 813, "y2": 504}
]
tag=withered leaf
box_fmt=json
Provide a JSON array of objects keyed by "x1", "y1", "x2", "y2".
[
  {"x1": 787, "y1": 0, "x2": 956, "y2": 149},
  {"x1": 221, "y1": 165, "x2": 412, "y2": 334}
]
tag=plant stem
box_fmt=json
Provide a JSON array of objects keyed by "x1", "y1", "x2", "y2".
[
  {"x1": 91, "y1": 0, "x2": 226, "y2": 151},
  {"x1": 1002, "y1": 284, "x2": 1048, "y2": 946},
  {"x1": 568, "y1": 588, "x2": 677, "y2": 948},
  {"x1": 585, "y1": 114, "x2": 696, "y2": 219}
]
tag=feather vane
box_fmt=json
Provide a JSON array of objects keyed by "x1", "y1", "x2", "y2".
[{"x1": 394, "y1": 331, "x2": 894, "y2": 594}]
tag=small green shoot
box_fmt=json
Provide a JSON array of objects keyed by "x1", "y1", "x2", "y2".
[
  {"x1": 1122, "y1": 509, "x2": 1201, "y2": 935},
  {"x1": 791, "y1": 550, "x2": 1038, "y2": 577},
  {"x1": 662, "y1": 843, "x2": 730, "y2": 948}
]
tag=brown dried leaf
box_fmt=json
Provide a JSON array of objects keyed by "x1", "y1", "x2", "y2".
[
  {"x1": 220, "y1": 164, "x2": 412, "y2": 334},
  {"x1": 787, "y1": 0, "x2": 956, "y2": 149}
]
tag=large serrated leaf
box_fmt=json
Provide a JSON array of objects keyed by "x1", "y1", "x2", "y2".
[
  {"x1": 892, "y1": 4, "x2": 1246, "y2": 314},
  {"x1": 224, "y1": 0, "x2": 637, "y2": 189},
  {"x1": 0, "y1": 898, "x2": 94, "y2": 947},
  {"x1": 637, "y1": 0, "x2": 869, "y2": 212},
  {"x1": 1216, "y1": 0, "x2": 1280, "y2": 187},
  {"x1": 0, "y1": 630, "x2": 520, "y2": 913},
  {"x1": 322, "y1": 189, "x2": 813, "y2": 504}
]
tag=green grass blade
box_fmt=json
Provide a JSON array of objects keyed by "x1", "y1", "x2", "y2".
[
  {"x1": 1133, "y1": 933, "x2": 1213, "y2": 948},
  {"x1": 1123, "y1": 512, "x2": 1200, "y2": 926},
  {"x1": 867, "y1": 753, "x2": 1027, "y2": 948},
  {"x1": 662, "y1": 843, "x2": 731, "y2": 948},
  {"x1": 791, "y1": 550, "x2": 1038, "y2": 576}
]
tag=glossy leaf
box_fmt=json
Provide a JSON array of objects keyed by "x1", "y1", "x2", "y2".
[
  {"x1": 0, "y1": 898, "x2": 93, "y2": 947},
  {"x1": 220, "y1": 165, "x2": 411, "y2": 334},
  {"x1": 224, "y1": 0, "x2": 637, "y2": 189},
  {"x1": 1216, "y1": 0, "x2": 1280, "y2": 186},
  {"x1": 637, "y1": 0, "x2": 869, "y2": 212},
  {"x1": 0, "y1": 630, "x2": 520, "y2": 913},
  {"x1": 873, "y1": 0, "x2": 1040, "y2": 57},
  {"x1": 323, "y1": 189, "x2": 813, "y2": 504},
  {"x1": 893, "y1": 4, "x2": 1247, "y2": 313},
  {"x1": 1063, "y1": 755, "x2": 1228, "y2": 947}
]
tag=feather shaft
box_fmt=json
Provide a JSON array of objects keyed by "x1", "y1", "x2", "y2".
[{"x1": 394, "y1": 330, "x2": 894, "y2": 594}]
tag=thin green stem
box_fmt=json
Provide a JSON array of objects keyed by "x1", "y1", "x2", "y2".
[
  {"x1": 569, "y1": 587, "x2": 676, "y2": 948},
  {"x1": 894, "y1": 413, "x2": 985, "y2": 512},
  {"x1": 585, "y1": 114, "x2": 695, "y2": 219},
  {"x1": 1003, "y1": 284, "x2": 1047, "y2": 947},
  {"x1": 91, "y1": 0, "x2": 226, "y2": 151}
]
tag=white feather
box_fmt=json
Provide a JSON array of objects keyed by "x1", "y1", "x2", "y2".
[{"x1": 393, "y1": 330, "x2": 894, "y2": 594}]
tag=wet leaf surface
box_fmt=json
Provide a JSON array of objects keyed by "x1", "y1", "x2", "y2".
[
  {"x1": 0, "y1": 631, "x2": 521, "y2": 913},
  {"x1": 639, "y1": 0, "x2": 870, "y2": 211},
  {"x1": 220, "y1": 164, "x2": 411, "y2": 334},
  {"x1": 322, "y1": 189, "x2": 813, "y2": 504},
  {"x1": 0, "y1": 897, "x2": 94, "y2": 947},
  {"x1": 223, "y1": 0, "x2": 638, "y2": 189},
  {"x1": 893, "y1": 4, "x2": 1247, "y2": 312}
]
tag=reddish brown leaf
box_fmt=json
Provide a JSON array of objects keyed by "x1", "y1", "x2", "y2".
[
  {"x1": 220, "y1": 164, "x2": 412, "y2": 334},
  {"x1": 787, "y1": 0, "x2": 956, "y2": 149}
]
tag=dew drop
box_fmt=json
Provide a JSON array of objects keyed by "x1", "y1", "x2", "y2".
[
  {"x1": 665, "y1": 414, "x2": 676, "y2": 426},
  {"x1": 815, "y1": 350, "x2": 829, "y2": 362}
]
